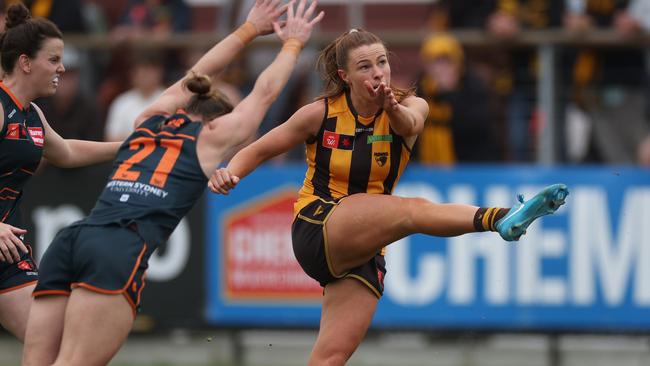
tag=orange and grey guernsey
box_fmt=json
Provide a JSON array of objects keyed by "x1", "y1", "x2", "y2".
[
  {"x1": 84, "y1": 112, "x2": 207, "y2": 250},
  {"x1": 0, "y1": 81, "x2": 45, "y2": 227},
  {"x1": 295, "y1": 91, "x2": 412, "y2": 216}
]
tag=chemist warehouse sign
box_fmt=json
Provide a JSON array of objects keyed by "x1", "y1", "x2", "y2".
[{"x1": 206, "y1": 165, "x2": 650, "y2": 331}]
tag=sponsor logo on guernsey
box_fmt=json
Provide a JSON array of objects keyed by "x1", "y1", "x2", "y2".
[
  {"x1": 5, "y1": 123, "x2": 23, "y2": 139},
  {"x1": 107, "y1": 180, "x2": 169, "y2": 199},
  {"x1": 322, "y1": 130, "x2": 355, "y2": 150},
  {"x1": 17, "y1": 259, "x2": 35, "y2": 271},
  {"x1": 8, "y1": 109, "x2": 16, "y2": 118},
  {"x1": 367, "y1": 134, "x2": 393, "y2": 144},
  {"x1": 374, "y1": 152, "x2": 389, "y2": 166},
  {"x1": 165, "y1": 118, "x2": 185, "y2": 128},
  {"x1": 27, "y1": 127, "x2": 44, "y2": 146}
]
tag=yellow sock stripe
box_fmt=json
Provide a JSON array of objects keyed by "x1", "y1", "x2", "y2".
[
  {"x1": 482, "y1": 208, "x2": 494, "y2": 231},
  {"x1": 489, "y1": 208, "x2": 499, "y2": 231}
]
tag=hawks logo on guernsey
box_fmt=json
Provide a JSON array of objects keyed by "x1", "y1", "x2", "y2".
[{"x1": 374, "y1": 152, "x2": 388, "y2": 167}]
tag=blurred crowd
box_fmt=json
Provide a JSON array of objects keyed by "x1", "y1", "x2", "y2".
[
  {"x1": 3, "y1": 0, "x2": 650, "y2": 166},
  {"x1": 422, "y1": 0, "x2": 650, "y2": 166}
]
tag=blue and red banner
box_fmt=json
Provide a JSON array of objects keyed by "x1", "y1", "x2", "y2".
[{"x1": 206, "y1": 165, "x2": 650, "y2": 331}]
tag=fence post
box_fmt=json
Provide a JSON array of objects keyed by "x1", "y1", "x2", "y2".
[{"x1": 537, "y1": 43, "x2": 559, "y2": 165}]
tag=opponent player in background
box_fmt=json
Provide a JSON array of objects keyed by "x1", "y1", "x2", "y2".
[
  {"x1": 0, "y1": 2, "x2": 120, "y2": 341},
  {"x1": 22, "y1": 1, "x2": 324, "y2": 365}
]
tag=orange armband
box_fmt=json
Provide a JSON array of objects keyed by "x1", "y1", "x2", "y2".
[
  {"x1": 281, "y1": 38, "x2": 303, "y2": 56},
  {"x1": 234, "y1": 21, "x2": 258, "y2": 44}
]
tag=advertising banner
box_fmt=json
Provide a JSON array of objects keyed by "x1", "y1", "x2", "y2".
[{"x1": 206, "y1": 165, "x2": 650, "y2": 331}]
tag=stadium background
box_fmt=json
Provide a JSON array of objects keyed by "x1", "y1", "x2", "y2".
[{"x1": 2, "y1": 0, "x2": 650, "y2": 365}]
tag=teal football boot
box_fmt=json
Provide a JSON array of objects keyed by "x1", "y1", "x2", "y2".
[{"x1": 495, "y1": 183, "x2": 569, "y2": 241}]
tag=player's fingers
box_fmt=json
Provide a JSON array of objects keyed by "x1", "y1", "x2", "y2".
[
  {"x1": 278, "y1": 2, "x2": 290, "y2": 16},
  {"x1": 220, "y1": 171, "x2": 235, "y2": 189},
  {"x1": 303, "y1": 0, "x2": 317, "y2": 19},
  {"x1": 214, "y1": 172, "x2": 227, "y2": 188},
  {"x1": 287, "y1": 0, "x2": 295, "y2": 19},
  {"x1": 0, "y1": 243, "x2": 12, "y2": 263},
  {"x1": 8, "y1": 225, "x2": 27, "y2": 235},
  {"x1": 308, "y1": 10, "x2": 324, "y2": 26},
  {"x1": 385, "y1": 88, "x2": 395, "y2": 101},
  {"x1": 207, "y1": 180, "x2": 217, "y2": 193},
  {"x1": 364, "y1": 80, "x2": 376, "y2": 96},
  {"x1": 208, "y1": 180, "x2": 228, "y2": 195},
  {"x1": 295, "y1": 0, "x2": 307, "y2": 18},
  {"x1": 6, "y1": 239, "x2": 20, "y2": 262},
  {"x1": 11, "y1": 235, "x2": 28, "y2": 254},
  {"x1": 273, "y1": 21, "x2": 283, "y2": 37},
  {"x1": 209, "y1": 175, "x2": 224, "y2": 192}
]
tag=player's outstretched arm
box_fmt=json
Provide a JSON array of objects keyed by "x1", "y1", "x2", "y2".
[
  {"x1": 135, "y1": 0, "x2": 289, "y2": 126},
  {"x1": 207, "y1": 1, "x2": 325, "y2": 194},
  {"x1": 216, "y1": 0, "x2": 324, "y2": 145}
]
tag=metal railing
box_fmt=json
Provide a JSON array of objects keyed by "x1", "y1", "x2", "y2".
[{"x1": 64, "y1": 29, "x2": 650, "y2": 164}]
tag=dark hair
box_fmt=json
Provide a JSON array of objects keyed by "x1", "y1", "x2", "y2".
[
  {"x1": 183, "y1": 71, "x2": 233, "y2": 121},
  {"x1": 316, "y1": 28, "x2": 414, "y2": 101},
  {"x1": 0, "y1": 3, "x2": 63, "y2": 74}
]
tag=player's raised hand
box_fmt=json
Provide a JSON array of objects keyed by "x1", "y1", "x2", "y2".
[
  {"x1": 273, "y1": 0, "x2": 324, "y2": 45},
  {"x1": 364, "y1": 81, "x2": 399, "y2": 112},
  {"x1": 246, "y1": 0, "x2": 291, "y2": 36}
]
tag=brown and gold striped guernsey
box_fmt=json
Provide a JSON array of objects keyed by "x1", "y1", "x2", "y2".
[{"x1": 294, "y1": 91, "x2": 412, "y2": 216}]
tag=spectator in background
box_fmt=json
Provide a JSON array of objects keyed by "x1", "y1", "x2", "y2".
[
  {"x1": 19, "y1": 0, "x2": 87, "y2": 33},
  {"x1": 563, "y1": 0, "x2": 649, "y2": 164},
  {"x1": 436, "y1": 0, "x2": 566, "y2": 162},
  {"x1": 38, "y1": 46, "x2": 104, "y2": 141},
  {"x1": 99, "y1": 0, "x2": 190, "y2": 129},
  {"x1": 109, "y1": 0, "x2": 190, "y2": 41},
  {"x1": 81, "y1": 0, "x2": 109, "y2": 34},
  {"x1": 104, "y1": 51, "x2": 165, "y2": 141},
  {"x1": 414, "y1": 34, "x2": 501, "y2": 164}
]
